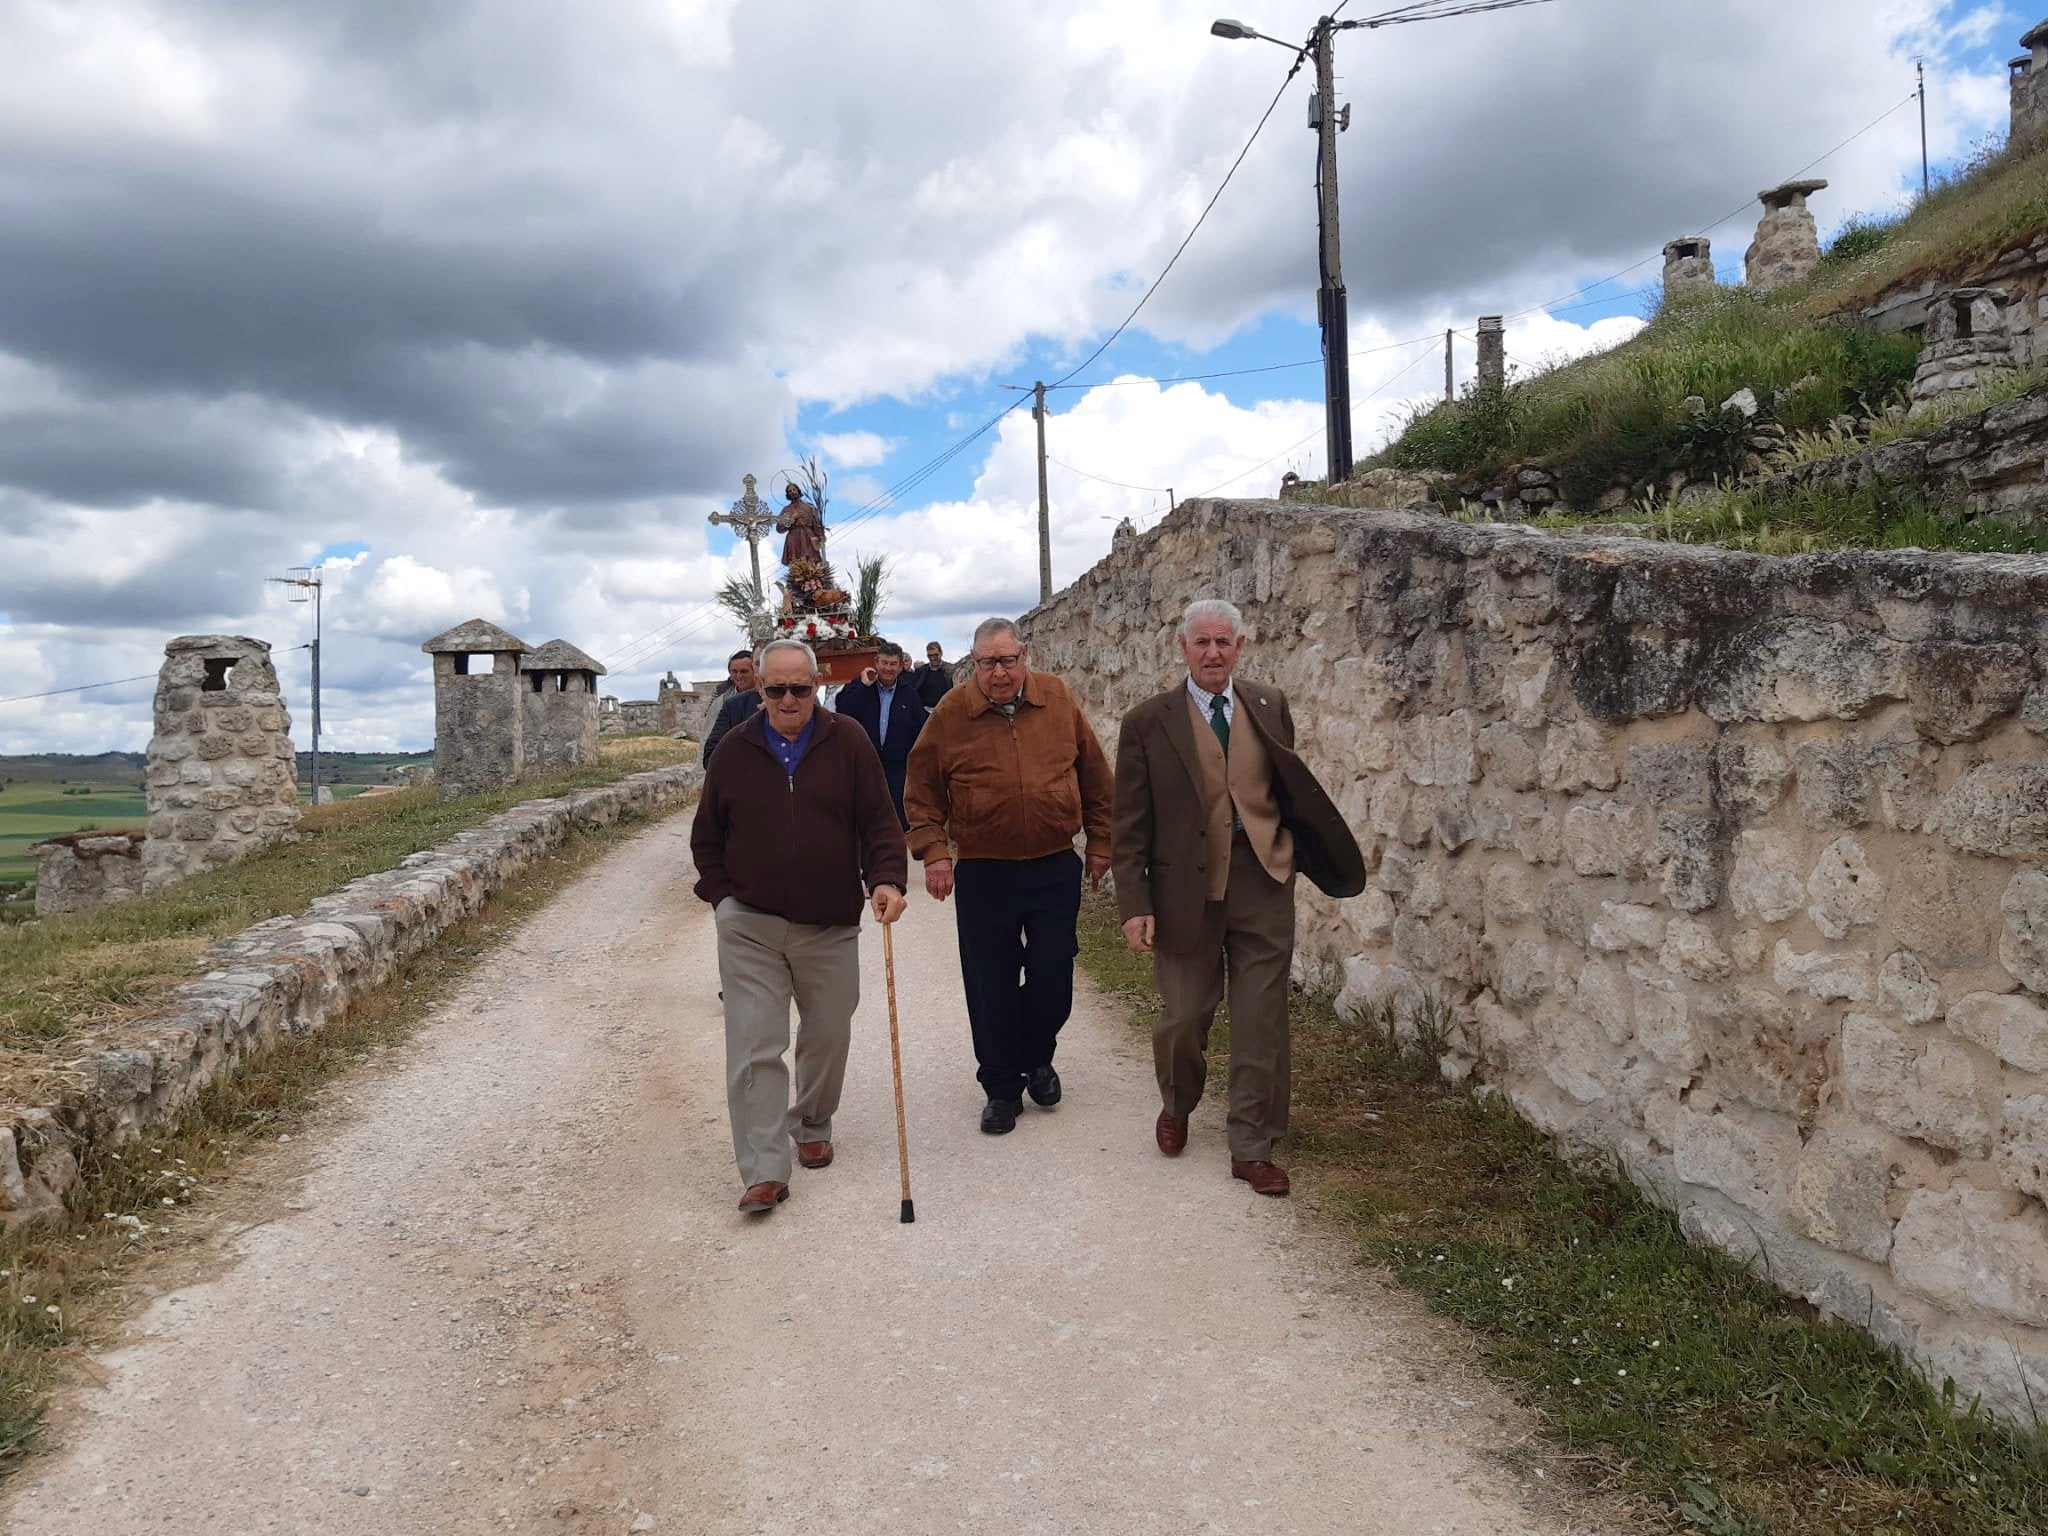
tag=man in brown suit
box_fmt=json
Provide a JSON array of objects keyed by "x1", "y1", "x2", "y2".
[{"x1": 1111, "y1": 599, "x2": 1366, "y2": 1196}]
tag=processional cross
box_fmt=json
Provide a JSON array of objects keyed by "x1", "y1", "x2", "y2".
[{"x1": 707, "y1": 473, "x2": 777, "y2": 602}]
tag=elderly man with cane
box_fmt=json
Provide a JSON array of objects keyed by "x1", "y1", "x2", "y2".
[
  {"x1": 1111, "y1": 599, "x2": 1365, "y2": 1197},
  {"x1": 692, "y1": 637, "x2": 908, "y2": 1215},
  {"x1": 904, "y1": 617, "x2": 1114, "y2": 1135}
]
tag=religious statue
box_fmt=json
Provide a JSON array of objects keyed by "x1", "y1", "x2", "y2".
[{"x1": 777, "y1": 482, "x2": 826, "y2": 568}]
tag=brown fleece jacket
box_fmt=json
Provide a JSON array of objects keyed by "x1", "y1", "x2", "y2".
[{"x1": 690, "y1": 708, "x2": 908, "y2": 927}]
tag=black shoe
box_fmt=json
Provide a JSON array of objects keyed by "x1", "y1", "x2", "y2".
[
  {"x1": 1026, "y1": 1065, "x2": 1062, "y2": 1108},
  {"x1": 980, "y1": 1098, "x2": 1022, "y2": 1135}
]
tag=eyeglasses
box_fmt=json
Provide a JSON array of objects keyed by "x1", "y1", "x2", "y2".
[
  {"x1": 973, "y1": 654, "x2": 1023, "y2": 672},
  {"x1": 762, "y1": 683, "x2": 816, "y2": 699}
]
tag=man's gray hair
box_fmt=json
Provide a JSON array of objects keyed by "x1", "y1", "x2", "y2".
[
  {"x1": 755, "y1": 637, "x2": 819, "y2": 674},
  {"x1": 1177, "y1": 598, "x2": 1247, "y2": 639},
  {"x1": 971, "y1": 616, "x2": 1021, "y2": 650}
]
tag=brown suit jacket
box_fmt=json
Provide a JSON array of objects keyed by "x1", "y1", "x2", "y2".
[{"x1": 1112, "y1": 680, "x2": 1368, "y2": 954}]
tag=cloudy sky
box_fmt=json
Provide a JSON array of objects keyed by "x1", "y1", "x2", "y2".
[{"x1": 0, "y1": 0, "x2": 2019, "y2": 753}]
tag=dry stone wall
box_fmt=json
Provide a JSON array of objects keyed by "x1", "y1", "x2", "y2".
[
  {"x1": 1024, "y1": 497, "x2": 2048, "y2": 1422},
  {"x1": 0, "y1": 764, "x2": 700, "y2": 1224},
  {"x1": 31, "y1": 831, "x2": 146, "y2": 917}
]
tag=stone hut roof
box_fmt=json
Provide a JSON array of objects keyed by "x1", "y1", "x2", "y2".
[
  {"x1": 164, "y1": 634, "x2": 272, "y2": 658},
  {"x1": 421, "y1": 619, "x2": 532, "y2": 655},
  {"x1": 521, "y1": 639, "x2": 608, "y2": 677},
  {"x1": 2023, "y1": 20, "x2": 2048, "y2": 51},
  {"x1": 1758, "y1": 178, "x2": 1828, "y2": 209}
]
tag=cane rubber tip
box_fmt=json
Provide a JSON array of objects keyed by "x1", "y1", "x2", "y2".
[{"x1": 901, "y1": 1199, "x2": 916, "y2": 1224}]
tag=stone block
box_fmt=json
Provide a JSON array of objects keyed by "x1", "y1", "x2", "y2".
[
  {"x1": 1540, "y1": 720, "x2": 1618, "y2": 791},
  {"x1": 195, "y1": 734, "x2": 235, "y2": 762},
  {"x1": 1902, "y1": 641, "x2": 2031, "y2": 744},
  {"x1": 1806, "y1": 836, "x2": 1883, "y2": 940},
  {"x1": 1713, "y1": 737, "x2": 1791, "y2": 818},
  {"x1": 1475, "y1": 722, "x2": 1539, "y2": 791},
  {"x1": 1795, "y1": 740, "x2": 1872, "y2": 830},
  {"x1": 1651, "y1": 813, "x2": 1724, "y2": 912},
  {"x1": 1502, "y1": 650, "x2": 1554, "y2": 730},
  {"x1": 1998, "y1": 1093, "x2": 2048, "y2": 1202},
  {"x1": 1699, "y1": 621, "x2": 1900, "y2": 724},
  {"x1": 1482, "y1": 863, "x2": 1540, "y2": 928},
  {"x1": 2000, "y1": 870, "x2": 2048, "y2": 992},
  {"x1": 1871, "y1": 737, "x2": 1940, "y2": 832},
  {"x1": 1565, "y1": 801, "x2": 1644, "y2": 877},
  {"x1": 1784, "y1": 1126, "x2": 1898, "y2": 1262},
  {"x1": 1574, "y1": 960, "x2": 1632, "y2": 1043},
  {"x1": 1941, "y1": 766, "x2": 2048, "y2": 857},
  {"x1": 1376, "y1": 844, "x2": 1420, "y2": 896},
  {"x1": 1541, "y1": 875, "x2": 1588, "y2": 946},
  {"x1": 1773, "y1": 941, "x2": 1873, "y2": 1002},
  {"x1": 1894, "y1": 853, "x2": 2005, "y2": 968},
  {"x1": 1628, "y1": 964, "x2": 1700, "y2": 1070},
  {"x1": 1947, "y1": 992, "x2": 2048, "y2": 1075},
  {"x1": 1841, "y1": 1013, "x2": 1999, "y2": 1154},
  {"x1": 1352, "y1": 888, "x2": 1396, "y2": 944},
  {"x1": 1589, "y1": 901, "x2": 1665, "y2": 952},
  {"x1": 1400, "y1": 712, "x2": 1477, "y2": 787},
  {"x1": 1498, "y1": 940, "x2": 1554, "y2": 1006},
  {"x1": 1628, "y1": 742, "x2": 1712, "y2": 809},
  {"x1": 1877, "y1": 950, "x2": 1941, "y2": 1025},
  {"x1": 1663, "y1": 918, "x2": 1733, "y2": 981},
  {"x1": 1393, "y1": 914, "x2": 1438, "y2": 972},
  {"x1": 1892, "y1": 1186, "x2": 2048, "y2": 1328},
  {"x1": 1673, "y1": 1104, "x2": 1800, "y2": 1212},
  {"x1": 1730, "y1": 831, "x2": 1805, "y2": 924}
]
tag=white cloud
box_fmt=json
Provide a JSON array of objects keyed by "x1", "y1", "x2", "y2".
[{"x1": 814, "y1": 430, "x2": 897, "y2": 470}]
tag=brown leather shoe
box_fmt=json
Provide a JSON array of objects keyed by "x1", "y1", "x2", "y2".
[
  {"x1": 1155, "y1": 1109, "x2": 1188, "y2": 1157},
  {"x1": 795, "y1": 1140, "x2": 833, "y2": 1169},
  {"x1": 737, "y1": 1181, "x2": 789, "y2": 1214},
  {"x1": 1231, "y1": 1159, "x2": 1290, "y2": 1197}
]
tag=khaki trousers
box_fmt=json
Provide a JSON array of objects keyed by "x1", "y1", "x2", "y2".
[
  {"x1": 1151, "y1": 839, "x2": 1296, "y2": 1162},
  {"x1": 714, "y1": 897, "x2": 860, "y2": 1188}
]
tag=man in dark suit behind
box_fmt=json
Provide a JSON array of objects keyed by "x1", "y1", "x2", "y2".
[
  {"x1": 1110, "y1": 598, "x2": 1366, "y2": 1198},
  {"x1": 832, "y1": 641, "x2": 928, "y2": 824}
]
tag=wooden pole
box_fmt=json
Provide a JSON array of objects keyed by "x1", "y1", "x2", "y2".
[{"x1": 884, "y1": 923, "x2": 915, "y2": 1223}]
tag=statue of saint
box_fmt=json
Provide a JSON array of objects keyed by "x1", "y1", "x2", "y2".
[{"x1": 777, "y1": 482, "x2": 826, "y2": 568}]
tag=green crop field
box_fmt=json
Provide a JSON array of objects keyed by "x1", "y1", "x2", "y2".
[{"x1": 0, "y1": 783, "x2": 148, "y2": 884}]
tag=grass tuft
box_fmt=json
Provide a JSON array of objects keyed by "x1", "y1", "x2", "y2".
[{"x1": 1075, "y1": 892, "x2": 2048, "y2": 1536}]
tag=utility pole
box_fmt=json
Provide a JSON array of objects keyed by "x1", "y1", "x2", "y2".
[
  {"x1": 1917, "y1": 60, "x2": 1929, "y2": 198},
  {"x1": 1312, "y1": 16, "x2": 1354, "y2": 484},
  {"x1": 1444, "y1": 328, "x2": 1454, "y2": 403},
  {"x1": 269, "y1": 568, "x2": 323, "y2": 805},
  {"x1": 1034, "y1": 380, "x2": 1052, "y2": 604}
]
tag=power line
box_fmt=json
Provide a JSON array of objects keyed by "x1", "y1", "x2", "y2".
[
  {"x1": 1048, "y1": 456, "x2": 1173, "y2": 495},
  {"x1": 0, "y1": 645, "x2": 313, "y2": 708},
  {"x1": 1355, "y1": 0, "x2": 1562, "y2": 24}
]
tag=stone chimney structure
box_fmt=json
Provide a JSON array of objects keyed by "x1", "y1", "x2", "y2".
[
  {"x1": 422, "y1": 619, "x2": 532, "y2": 801},
  {"x1": 656, "y1": 671, "x2": 690, "y2": 735},
  {"x1": 143, "y1": 635, "x2": 300, "y2": 891},
  {"x1": 2012, "y1": 23, "x2": 2048, "y2": 156},
  {"x1": 1909, "y1": 287, "x2": 2019, "y2": 413},
  {"x1": 1661, "y1": 236, "x2": 1715, "y2": 301},
  {"x1": 520, "y1": 639, "x2": 607, "y2": 771},
  {"x1": 1476, "y1": 315, "x2": 1505, "y2": 392},
  {"x1": 1745, "y1": 179, "x2": 1828, "y2": 292}
]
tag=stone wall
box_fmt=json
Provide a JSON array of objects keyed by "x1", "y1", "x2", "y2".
[
  {"x1": 0, "y1": 764, "x2": 701, "y2": 1224},
  {"x1": 31, "y1": 831, "x2": 146, "y2": 917},
  {"x1": 1024, "y1": 497, "x2": 2048, "y2": 1422},
  {"x1": 143, "y1": 636, "x2": 300, "y2": 891}
]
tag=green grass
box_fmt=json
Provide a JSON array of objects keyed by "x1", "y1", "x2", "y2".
[
  {"x1": 0, "y1": 803, "x2": 674, "y2": 1469},
  {"x1": 1074, "y1": 893, "x2": 2048, "y2": 1536},
  {"x1": 0, "y1": 782, "x2": 147, "y2": 883},
  {"x1": 0, "y1": 737, "x2": 693, "y2": 1082}
]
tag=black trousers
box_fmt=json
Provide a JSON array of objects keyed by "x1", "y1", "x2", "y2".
[{"x1": 953, "y1": 850, "x2": 1082, "y2": 1101}]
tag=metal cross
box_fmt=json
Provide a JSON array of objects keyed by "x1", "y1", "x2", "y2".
[{"x1": 707, "y1": 473, "x2": 776, "y2": 603}]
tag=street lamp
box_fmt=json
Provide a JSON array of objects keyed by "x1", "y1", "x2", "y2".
[
  {"x1": 268, "y1": 567, "x2": 324, "y2": 805},
  {"x1": 1214, "y1": 14, "x2": 1355, "y2": 483}
]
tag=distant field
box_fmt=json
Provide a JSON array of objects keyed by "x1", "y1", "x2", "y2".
[{"x1": 0, "y1": 782, "x2": 148, "y2": 882}]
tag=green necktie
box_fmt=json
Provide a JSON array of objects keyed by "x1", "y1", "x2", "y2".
[{"x1": 1209, "y1": 694, "x2": 1230, "y2": 757}]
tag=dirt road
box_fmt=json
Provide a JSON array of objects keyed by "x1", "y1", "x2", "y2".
[{"x1": 4, "y1": 815, "x2": 1600, "y2": 1535}]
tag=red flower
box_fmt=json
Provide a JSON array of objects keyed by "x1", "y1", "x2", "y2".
[{"x1": 805, "y1": 622, "x2": 817, "y2": 637}]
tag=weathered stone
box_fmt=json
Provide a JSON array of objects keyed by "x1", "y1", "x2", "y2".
[
  {"x1": 1942, "y1": 766, "x2": 2048, "y2": 857},
  {"x1": 1401, "y1": 712, "x2": 1478, "y2": 787},
  {"x1": 1674, "y1": 1103, "x2": 1800, "y2": 1212},
  {"x1": 1948, "y1": 991, "x2": 2048, "y2": 1075},
  {"x1": 1650, "y1": 813, "x2": 1724, "y2": 912},
  {"x1": 1773, "y1": 942, "x2": 1873, "y2": 1003},
  {"x1": 1574, "y1": 961, "x2": 1632, "y2": 1043},
  {"x1": 1539, "y1": 720, "x2": 1619, "y2": 791},
  {"x1": 1628, "y1": 742, "x2": 1712, "y2": 809},
  {"x1": 1475, "y1": 722, "x2": 1539, "y2": 791},
  {"x1": 1713, "y1": 737, "x2": 1791, "y2": 817},
  {"x1": 1999, "y1": 1093, "x2": 2048, "y2": 1202},
  {"x1": 1628, "y1": 964, "x2": 1699, "y2": 1070},
  {"x1": 1842, "y1": 1013, "x2": 1999, "y2": 1154},
  {"x1": 1393, "y1": 914, "x2": 1438, "y2": 972},
  {"x1": 1351, "y1": 887, "x2": 1396, "y2": 944},
  {"x1": 1795, "y1": 740, "x2": 1872, "y2": 830},
  {"x1": 1871, "y1": 736, "x2": 1940, "y2": 832},
  {"x1": 1498, "y1": 940, "x2": 1555, "y2": 1006},
  {"x1": 1785, "y1": 1127, "x2": 1898, "y2": 1263},
  {"x1": 1540, "y1": 875, "x2": 1588, "y2": 946},
  {"x1": 1483, "y1": 864, "x2": 1541, "y2": 928},
  {"x1": 1892, "y1": 1186, "x2": 2048, "y2": 1328},
  {"x1": 1565, "y1": 801, "x2": 1644, "y2": 877},
  {"x1": 2000, "y1": 870, "x2": 2048, "y2": 992},
  {"x1": 1902, "y1": 641, "x2": 2031, "y2": 743},
  {"x1": 1699, "y1": 622, "x2": 1898, "y2": 725},
  {"x1": 1806, "y1": 836, "x2": 1883, "y2": 940},
  {"x1": 1590, "y1": 901, "x2": 1665, "y2": 952},
  {"x1": 1878, "y1": 950, "x2": 1942, "y2": 1025},
  {"x1": 1662, "y1": 918, "x2": 1733, "y2": 981},
  {"x1": 1745, "y1": 179, "x2": 1827, "y2": 293},
  {"x1": 1730, "y1": 831, "x2": 1805, "y2": 924}
]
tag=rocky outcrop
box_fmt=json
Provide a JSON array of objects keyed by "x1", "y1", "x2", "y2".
[
  {"x1": 0, "y1": 764, "x2": 700, "y2": 1225},
  {"x1": 31, "y1": 830, "x2": 146, "y2": 917},
  {"x1": 1026, "y1": 496, "x2": 2048, "y2": 1423}
]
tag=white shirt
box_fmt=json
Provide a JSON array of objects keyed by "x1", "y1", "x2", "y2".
[{"x1": 1186, "y1": 675, "x2": 1235, "y2": 726}]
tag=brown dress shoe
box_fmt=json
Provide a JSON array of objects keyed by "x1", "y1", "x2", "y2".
[
  {"x1": 1155, "y1": 1109, "x2": 1189, "y2": 1157},
  {"x1": 737, "y1": 1181, "x2": 790, "y2": 1214},
  {"x1": 1231, "y1": 1159, "x2": 1291, "y2": 1197},
  {"x1": 795, "y1": 1140, "x2": 834, "y2": 1169}
]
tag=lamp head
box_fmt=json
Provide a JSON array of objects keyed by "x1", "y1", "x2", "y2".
[{"x1": 1211, "y1": 19, "x2": 1254, "y2": 39}]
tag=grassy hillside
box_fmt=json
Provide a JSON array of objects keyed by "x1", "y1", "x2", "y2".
[
  {"x1": 0, "y1": 783, "x2": 146, "y2": 884},
  {"x1": 1367, "y1": 141, "x2": 2048, "y2": 539}
]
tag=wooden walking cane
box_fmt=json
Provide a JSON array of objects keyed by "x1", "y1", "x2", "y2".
[{"x1": 883, "y1": 922, "x2": 915, "y2": 1224}]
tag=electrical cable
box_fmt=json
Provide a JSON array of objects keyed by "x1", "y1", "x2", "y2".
[
  {"x1": 0, "y1": 645, "x2": 313, "y2": 708},
  {"x1": 1048, "y1": 456, "x2": 1174, "y2": 495}
]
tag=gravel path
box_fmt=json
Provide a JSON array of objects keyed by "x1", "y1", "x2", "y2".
[{"x1": 3, "y1": 816, "x2": 1606, "y2": 1535}]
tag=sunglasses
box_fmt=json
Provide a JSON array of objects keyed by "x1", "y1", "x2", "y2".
[
  {"x1": 762, "y1": 683, "x2": 815, "y2": 699},
  {"x1": 973, "y1": 654, "x2": 1023, "y2": 672}
]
